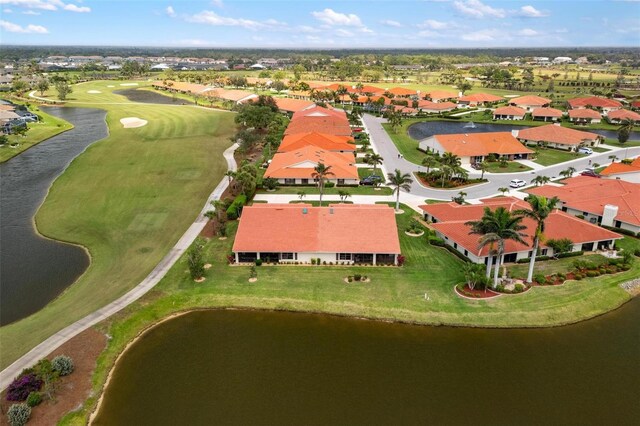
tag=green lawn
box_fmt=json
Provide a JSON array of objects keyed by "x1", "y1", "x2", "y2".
[
  {"x1": 0, "y1": 81, "x2": 237, "y2": 369},
  {"x1": 256, "y1": 184, "x2": 393, "y2": 196},
  {"x1": 358, "y1": 167, "x2": 383, "y2": 179},
  {"x1": 532, "y1": 148, "x2": 581, "y2": 166},
  {"x1": 0, "y1": 105, "x2": 73, "y2": 163},
  {"x1": 382, "y1": 122, "x2": 426, "y2": 164},
  {"x1": 485, "y1": 161, "x2": 533, "y2": 173}
]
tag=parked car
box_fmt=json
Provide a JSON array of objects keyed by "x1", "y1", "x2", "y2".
[
  {"x1": 580, "y1": 170, "x2": 601, "y2": 178},
  {"x1": 359, "y1": 175, "x2": 383, "y2": 186},
  {"x1": 578, "y1": 147, "x2": 593, "y2": 155},
  {"x1": 509, "y1": 179, "x2": 527, "y2": 188}
]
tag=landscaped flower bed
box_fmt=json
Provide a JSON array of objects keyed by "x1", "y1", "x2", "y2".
[
  {"x1": 455, "y1": 284, "x2": 500, "y2": 299},
  {"x1": 415, "y1": 172, "x2": 486, "y2": 189}
]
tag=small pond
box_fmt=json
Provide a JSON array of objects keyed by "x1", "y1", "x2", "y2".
[{"x1": 114, "y1": 88, "x2": 192, "y2": 105}]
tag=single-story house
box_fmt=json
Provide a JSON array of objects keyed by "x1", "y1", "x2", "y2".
[
  {"x1": 567, "y1": 96, "x2": 622, "y2": 114},
  {"x1": 203, "y1": 88, "x2": 259, "y2": 104},
  {"x1": 273, "y1": 98, "x2": 316, "y2": 114},
  {"x1": 514, "y1": 124, "x2": 602, "y2": 151},
  {"x1": 599, "y1": 158, "x2": 640, "y2": 183},
  {"x1": 386, "y1": 87, "x2": 418, "y2": 98},
  {"x1": 531, "y1": 107, "x2": 564, "y2": 122},
  {"x1": 419, "y1": 196, "x2": 621, "y2": 265},
  {"x1": 418, "y1": 132, "x2": 533, "y2": 165},
  {"x1": 607, "y1": 109, "x2": 640, "y2": 124},
  {"x1": 264, "y1": 146, "x2": 358, "y2": 185},
  {"x1": 568, "y1": 108, "x2": 602, "y2": 124},
  {"x1": 457, "y1": 93, "x2": 503, "y2": 107},
  {"x1": 493, "y1": 106, "x2": 526, "y2": 120},
  {"x1": 278, "y1": 132, "x2": 355, "y2": 153},
  {"x1": 152, "y1": 80, "x2": 208, "y2": 94},
  {"x1": 425, "y1": 90, "x2": 459, "y2": 103},
  {"x1": 417, "y1": 100, "x2": 457, "y2": 113},
  {"x1": 232, "y1": 204, "x2": 401, "y2": 265},
  {"x1": 285, "y1": 106, "x2": 352, "y2": 136},
  {"x1": 509, "y1": 95, "x2": 551, "y2": 112},
  {"x1": 631, "y1": 100, "x2": 640, "y2": 110},
  {"x1": 527, "y1": 176, "x2": 640, "y2": 234}
]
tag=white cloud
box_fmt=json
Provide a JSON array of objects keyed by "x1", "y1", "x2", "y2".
[
  {"x1": 166, "y1": 6, "x2": 176, "y2": 18},
  {"x1": 187, "y1": 10, "x2": 282, "y2": 31},
  {"x1": 517, "y1": 28, "x2": 539, "y2": 36},
  {"x1": 298, "y1": 25, "x2": 320, "y2": 33},
  {"x1": 312, "y1": 8, "x2": 362, "y2": 26},
  {"x1": 453, "y1": 0, "x2": 505, "y2": 18},
  {"x1": 335, "y1": 28, "x2": 354, "y2": 37},
  {"x1": 306, "y1": 35, "x2": 321, "y2": 41},
  {"x1": 22, "y1": 9, "x2": 39, "y2": 14},
  {"x1": 519, "y1": 5, "x2": 548, "y2": 18},
  {"x1": 380, "y1": 19, "x2": 401, "y2": 28},
  {"x1": 3, "y1": 7, "x2": 11, "y2": 12},
  {"x1": 63, "y1": 3, "x2": 89, "y2": 13},
  {"x1": 461, "y1": 28, "x2": 505, "y2": 41},
  {"x1": 0, "y1": 19, "x2": 48, "y2": 33},
  {"x1": 419, "y1": 19, "x2": 450, "y2": 30}
]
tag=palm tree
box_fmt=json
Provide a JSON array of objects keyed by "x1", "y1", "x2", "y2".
[
  {"x1": 387, "y1": 169, "x2": 413, "y2": 212},
  {"x1": 338, "y1": 190, "x2": 351, "y2": 203},
  {"x1": 441, "y1": 152, "x2": 461, "y2": 167},
  {"x1": 608, "y1": 155, "x2": 618, "y2": 163},
  {"x1": 531, "y1": 175, "x2": 551, "y2": 186},
  {"x1": 466, "y1": 207, "x2": 528, "y2": 288},
  {"x1": 439, "y1": 164, "x2": 454, "y2": 188},
  {"x1": 478, "y1": 162, "x2": 488, "y2": 180},
  {"x1": 515, "y1": 195, "x2": 560, "y2": 283},
  {"x1": 312, "y1": 163, "x2": 334, "y2": 206},
  {"x1": 421, "y1": 156, "x2": 438, "y2": 174},
  {"x1": 366, "y1": 153, "x2": 384, "y2": 176},
  {"x1": 498, "y1": 187, "x2": 509, "y2": 196},
  {"x1": 209, "y1": 199, "x2": 226, "y2": 221},
  {"x1": 224, "y1": 170, "x2": 236, "y2": 184},
  {"x1": 617, "y1": 118, "x2": 634, "y2": 144},
  {"x1": 297, "y1": 190, "x2": 306, "y2": 200},
  {"x1": 560, "y1": 166, "x2": 576, "y2": 179}
]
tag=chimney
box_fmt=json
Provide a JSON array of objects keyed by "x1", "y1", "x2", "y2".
[
  {"x1": 601, "y1": 204, "x2": 618, "y2": 227},
  {"x1": 511, "y1": 129, "x2": 519, "y2": 138}
]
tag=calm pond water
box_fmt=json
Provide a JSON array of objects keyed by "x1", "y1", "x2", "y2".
[
  {"x1": 408, "y1": 120, "x2": 640, "y2": 141},
  {"x1": 94, "y1": 300, "x2": 640, "y2": 426},
  {"x1": 114, "y1": 88, "x2": 191, "y2": 105},
  {"x1": 0, "y1": 107, "x2": 107, "y2": 325}
]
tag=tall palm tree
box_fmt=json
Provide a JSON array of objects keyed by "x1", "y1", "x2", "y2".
[
  {"x1": 312, "y1": 163, "x2": 334, "y2": 206},
  {"x1": 467, "y1": 207, "x2": 528, "y2": 288},
  {"x1": 422, "y1": 156, "x2": 438, "y2": 174},
  {"x1": 224, "y1": 170, "x2": 236, "y2": 184},
  {"x1": 387, "y1": 169, "x2": 413, "y2": 211},
  {"x1": 441, "y1": 152, "x2": 461, "y2": 167},
  {"x1": 515, "y1": 195, "x2": 560, "y2": 283},
  {"x1": 439, "y1": 164, "x2": 453, "y2": 188},
  {"x1": 531, "y1": 175, "x2": 551, "y2": 186},
  {"x1": 617, "y1": 118, "x2": 634, "y2": 144},
  {"x1": 560, "y1": 166, "x2": 576, "y2": 179},
  {"x1": 478, "y1": 162, "x2": 488, "y2": 180},
  {"x1": 366, "y1": 153, "x2": 384, "y2": 176}
]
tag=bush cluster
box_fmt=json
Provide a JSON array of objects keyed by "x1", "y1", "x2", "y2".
[
  {"x1": 52, "y1": 355, "x2": 74, "y2": 376},
  {"x1": 26, "y1": 392, "x2": 42, "y2": 407},
  {"x1": 428, "y1": 236, "x2": 445, "y2": 247},
  {"x1": 6, "y1": 374, "x2": 42, "y2": 402},
  {"x1": 226, "y1": 194, "x2": 247, "y2": 220},
  {"x1": 7, "y1": 403, "x2": 31, "y2": 426}
]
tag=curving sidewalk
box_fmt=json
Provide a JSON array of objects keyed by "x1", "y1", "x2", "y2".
[{"x1": 0, "y1": 144, "x2": 239, "y2": 391}]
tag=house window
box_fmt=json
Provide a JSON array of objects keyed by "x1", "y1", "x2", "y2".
[
  {"x1": 541, "y1": 249, "x2": 548, "y2": 256},
  {"x1": 280, "y1": 253, "x2": 295, "y2": 260},
  {"x1": 301, "y1": 179, "x2": 309, "y2": 184},
  {"x1": 453, "y1": 242, "x2": 458, "y2": 249},
  {"x1": 615, "y1": 221, "x2": 622, "y2": 228},
  {"x1": 338, "y1": 253, "x2": 352, "y2": 261},
  {"x1": 582, "y1": 212, "x2": 589, "y2": 216},
  {"x1": 337, "y1": 179, "x2": 345, "y2": 185},
  {"x1": 285, "y1": 178, "x2": 295, "y2": 185},
  {"x1": 464, "y1": 250, "x2": 468, "y2": 256}
]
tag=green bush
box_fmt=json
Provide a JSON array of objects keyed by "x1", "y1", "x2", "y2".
[
  {"x1": 324, "y1": 181, "x2": 335, "y2": 188},
  {"x1": 517, "y1": 255, "x2": 551, "y2": 263},
  {"x1": 620, "y1": 264, "x2": 631, "y2": 271},
  {"x1": 7, "y1": 404, "x2": 31, "y2": 426},
  {"x1": 514, "y1": 284, "x2": 525, "y2": 293},
  {"x1": 556, "y1": 251, "x2": 583, "y2": 259},
  {"x1": 496, "y1": 284, "x2": 505, "y2": 292},
  {"x1": 534, "y1": 274, "x2": 547, "y2": 284},
  {"x1": 574, "y1": 273, "x2": 583, "y2": 280},
  {"x1": 254, "y1": 259, "x2": 263, "y2": 266},
  {"x1": 634, "y1": 249, "x2": 640, "y2": 257},
  {"x1": 586, "y1": 271, "x2": 599, "y2": 278},
  {"x1": 354, "y1": 273, "x2": 362, "y2": 281},
  {"x1": 51, "y1": 355, "x2": 74, "y2": 376},
  {"x1": 601, "y1": 225, "x2": 638, "y2": 237},
  {"x1": 557, "y1": 273, "x2": 566, "y2": 281},
  {"x1": 428, "y1": 237, "x2": 445, "y2": 247},
  {"x1": 225, "y1": 194, "x2": 247, "y2": 220},
  {"x1": 26, "y1": 392, "x2": 42, "y2": 407}
]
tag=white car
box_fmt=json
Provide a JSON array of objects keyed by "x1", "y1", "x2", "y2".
[
  {"x1": 509, "y1": 179, "x2": 527, "y2": 188},
  {"x1": 578, "y1": 147, "x2": 593, "y2": 155}
]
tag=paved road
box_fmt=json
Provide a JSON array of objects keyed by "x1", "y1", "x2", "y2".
[
  {"x1": 0, "y1": 144, "x2": 239, "y2": 391},
  {"x1": 362, "y1": 114, "x2": 640, "y2": 200}
]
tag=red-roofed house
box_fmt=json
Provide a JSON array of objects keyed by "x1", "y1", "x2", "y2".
[
  {"x1": 631, "y1": 100, "x2": 640, "y2": 110},
  {"x1": 425, "y1": 90, "x2": 459, "y2": 103},
  {"x1": 264, "y1": 147, "x2": 358, "y2": 186},
  {"x1": 567, "y1": 96, "x2": 622, "y2": 114},
  {"x1": 509, "y1": 95, "x2": 551, "y2": 112},
  {"x1": 607, "y1": 109, "x2": 640, "y2": 124},
  {"x1": 274, "y1": 98, "x2": 316, "y2": 114},
  {"x1": 457, "y1": 93, "x2": 503, "y2": 107},
  {"x1": 568, "y1": 108, "x2": 602, "y2": 124},
  {"x1": 417, "y1": 100, "x2": 457, "y2": 113},
  {"x1": 418, "y1": 132, "x2": 533, "y2": 165},
  {"x1": 279, "y1": 132, "x2": 355, "y2": 153},
  {"x1": 515, "y1": 124, "x2": 602, "y2": 151},
  {"x1": 531, "y1": 107, "x2": 564, "y2": 122},
  {"x1": 286, "y1": 106, "x2": 352, "y2": 136},
  {"x1": 598, "y1": 158, "x2": 640, "y2": 184},
  {"x1": 386, "y1": 87, "x2": 418, "y2": 98},
  {"x1": 232, "y1": 204, "x2": 401, "y2": 265},
  {"x1": 419, "y1": 197, "x2": 621, "y2": 264},
  {"x1": 493, "y1": 106, "x2": 526, "y2": 120},
  {"x1": 527, "y1": 176, "x2": 640, "y2": 234}
]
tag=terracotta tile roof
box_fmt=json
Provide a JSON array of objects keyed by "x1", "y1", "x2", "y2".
[
  {"x1": 510, "y1": 95, "x2": 551, "y2": 107},
  {"x1": 531, "y1": 107, "x2": 563, "y2": 118},
  {"x1": 291, "y1": 105, "x2": 348, "y2": 120},
  {"x1": 458, "y1": 93, "x2": 503, "y2": 103},
  {"x1": 387, "y1": 87, "x2": 418, "y2": 96},
  {"x1": 274, "y1": 97, "x2": 316, "y2": 113},
  {"x1": 631, "y1": 101, "x2": 640, "y2": 108},
  {"x1": 0, "y1": 105, "x2": 16, "y2": 111},
  {"x1": 356, "y1": 85, "x2": 386, "y2": 95},
  {"x1": 567, "y1": 96, "x2": 622, "y2": 109},
  {"x1": 202, "y1": 88, "x2": 258, "y2": 102},
  {"x1": 607, "y1": 109, "x2": 640, "y2": 121},
  {"x1": 284, "y1": 115, "x2": 352, "y2": 136},
  {"x1": 417, "y1": 100, "x2": 457, "y2": 111},
  {"x1": 493, "y1": 106, "x2": 526, "y2": 117},
  {"x1": 153, "y1": 80, "x2": 209, "y2": 94},
  {"x1": 420, "y1": 197, "x2": 621, "y2": 257},
  {"x1": 264, "y1": 147, "x2": 358, "y2": 180},
  {"x1": 279, "y1": 132, "x2": 355, "y2": 152},
  {"x1": 516, "y1": 124, "x2": 600, "y2": 146},
  {"x1": 600, "y1": 161, "x2": 640, "y2": 176},
  {"x1": 426, "y1": 90, "x2": 459, "y2": 101},
  {"x1": 430, "y1": 132, "x2": 533, "y2": 157},
  {"x1": 568, "y1": 108, "x2": 602, "y2": 119},
  {"x1": 232, "y1": 204, "x2": 401, "y2": 254},
  {"x1": 0, "y1": 110, "x2": 20, "y2": 120},
  {"x1": 527, "y1": 176, "x2": 640, "y2": 226}
]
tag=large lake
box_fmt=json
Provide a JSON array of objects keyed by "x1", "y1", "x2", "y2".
[
  {"x1": 0, "y1": 107, "x2": 107, "y2": 325},
  {"x1": 93, "y1": 300, "x2": 640, "y2": 425}
]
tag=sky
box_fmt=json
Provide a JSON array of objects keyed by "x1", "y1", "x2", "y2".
[{"x1": 0, "y1": 0, "x2": 639, "y2": 48}]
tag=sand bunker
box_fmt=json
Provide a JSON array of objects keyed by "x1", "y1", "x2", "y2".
[
  {"x1": 107, "y1": 85, "x2": 115, "y2": 88},
  {"x1": 87, "y1": 90, "x2": 102, "y2": 94},
  {"x1": 120, "y1": 117, "x2": 148, "y2": 128},
  {"x1": 120, "y1": 83, "x2": 139, "y2": 86}
]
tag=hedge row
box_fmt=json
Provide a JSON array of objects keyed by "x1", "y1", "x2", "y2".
[
  {"x1": 602, "y1": 225, "x2": 639, "y2": 238},
  {"x1": 226, "y1": 194, "x2": 247, "y2": 220}
]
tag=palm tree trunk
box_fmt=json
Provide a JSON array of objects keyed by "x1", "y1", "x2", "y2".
[
  {"x1": 526, "y1": 237, "x2": 539, "y2": 283},
  {"x1": 395, "y1": 189, "x2": 400, "y2": 211},
  {"x1": 486, "y1": 254, "x2": 493, "y2": 278},
  {"x1": 493, "y1": 252, "x2": 501, "y2": 288}
]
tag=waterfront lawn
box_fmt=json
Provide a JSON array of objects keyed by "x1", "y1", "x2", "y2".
[
  {"x1": 485, "y1": 161, "x2": 533, "y2": 173},
  {"x1": 0, "y1": 106, "x2": 73, "y2": 163},
  {"x1": 532, "y1": 148, "x2": 580, "y2": 166},
  {"x1": 382, "y1": 122, "x2": 425, "y2": 164},
  {"x1": 0, "y1": 82, "x2": 237, "y2": 369}
]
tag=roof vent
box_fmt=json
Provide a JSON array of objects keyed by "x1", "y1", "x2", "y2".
[
  {"x1": 302, "y1": 208, "x2": 308, "y2": 214},
  {"x1": 329, "y1": 208, "x2": 334, "y2": 214}
]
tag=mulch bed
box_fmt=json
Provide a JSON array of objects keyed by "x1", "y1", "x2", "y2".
[
  {"x1": 530, "y1": 272, "x2": 575, "y2": 286},
  {"x1": 199, "y1": 220, "x2": 217, "y2": 238},
  {"x1": 455, "y1": 284, "x2": 500, "y2": 299},
  {"x1": 415, "y1": 174, "x2": 486, "y2": 189},
  {"x1": 0, "y1": 328, "x2": 107, "y2": 426}
]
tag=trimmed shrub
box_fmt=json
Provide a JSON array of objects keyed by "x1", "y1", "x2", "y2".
[
  {"x1": 517, "y1": 255, "x2": 551, "y2": 264},
  {"x1": 496, "y1": 284, "x2": 505, "y2": 292},
  {"x1": 586, "y1": 271, "x2": 599, "y2": 278},
  {"x1": 601, "y1": 225, "x2": 638, "y2": 237},
  {"x1": 254, "y1": 258, "x2": 263, "y2": 266},
  {"x1": 225, "y1": 194, "x2": 247, "y2": 220},
  {"x1": 534, "y1": 274, "x2": 547, "y2": 285},
  {"x1": 557, "y1": 273, "x2": 566, "y2": 281},
  {"x1": 324, "y1": 181, "x2": 335, "y2": 188},
  {"x1": 7, "y1": 374, "x2": 42, "y2": 402},
  {"x1": 428, "y1": 237, "x2": 445, "y2": 247},
  {"x1": 26, "y1": 392, "x2": 42, "y2": 407},
  {"x1": 354, "y1": 274, "x2": 362, "y2": 281},
  {"x1": 574, "y1": 273, "x2": 583, "y2": 280},
  {"x1": 7, "y1": 404, "x2": 31, "y2": 426},
  {"x1": 51, "y1": 355, "x2": 74, "y2": 376},
  {"x1": 557, "y1": 251, "x2": 583, "y2": 259},
  {"x1": 634, "y1": 249, "x2": 640, "y2": 257},
  {"x1": 397, "y1": 255, "x2": 406, "y2": 266},
  {"x1": 514, "y1": 284, "x2": 525, "y2": 293},
  {"x1": 620, "y1": 264, "x2": 631, "y2": 271}
]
